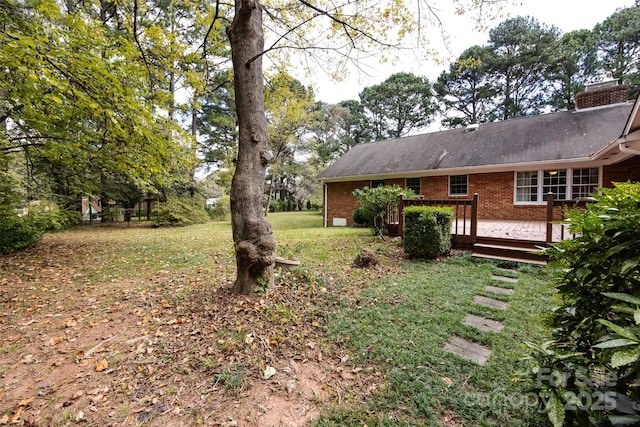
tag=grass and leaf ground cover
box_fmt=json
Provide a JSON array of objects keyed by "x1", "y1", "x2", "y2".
[
  {"x1": 0, "y1": 211, "x2": 554, "y2": 426},
  {"x1": 317, "y1": 258, "x2": 554, "y2": 426}
]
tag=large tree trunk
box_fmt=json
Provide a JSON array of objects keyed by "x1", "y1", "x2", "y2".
[{"x1": 227, "y1": 0, "x2": 275, "y2": 295}]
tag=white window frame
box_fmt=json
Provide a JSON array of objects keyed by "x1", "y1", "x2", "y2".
[
  {"x1": 449, "y1": 175, "x2": 469, "y2": 196},
  {"x1": 514, "y1": 167, "x2": 601, "y2": 205},
  {"x1": 571, "y1": 167, "x2": 601, "y2": 199}
]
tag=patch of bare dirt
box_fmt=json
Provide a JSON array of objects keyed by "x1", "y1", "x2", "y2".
[{"x1": 0, "y1": 236, "x2": 392, "y2": 426}]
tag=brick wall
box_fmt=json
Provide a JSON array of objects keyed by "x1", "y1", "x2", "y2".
[
  {"x1": 420, "y1": 172, "x2": 549, "y2": 220},
  {"x1": 325, "y1": 181, "x2": 368, "y2": 226},
  {"x1": 603, "y1": 156, "x2": 640, "y2": 184},
  {"x1": 325, "y1": 173, "x2": 550, "y2": 224},
  {"x1": 324, "y1": 157, "x2": 640, "y2": 226}
]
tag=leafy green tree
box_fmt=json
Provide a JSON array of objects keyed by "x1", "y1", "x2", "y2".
[
  {"x1": 593, "y1": 6, "x2": 640, "y2": 99},
  {"x1": 434, "y1": 45, "x2": 497, "y2": 128},
  {"x1": 486, "y1": 16, "x2": 560, "y2": 120},
  {"x1": 0, "y1": 0, "x2": 199, "y2": 253},
  {"x1": 307, "y1": 99, "x2": 374, "y2": 168},
  {"x1": 196, "y1": 71, "x2": 238, "y2": 169},
  {"x1": 308, "y1": 102, "x2": 355, "y2": 166},
  {"x1": 547, "y1": 29, "x2": 598, "y2": 111},
  {"x1": 359, "y1": 72, "x2": 435, "y2": 140},
  {"x1": 197, "y1": 172, "x2": 226, "y2": 200},
  {"x1": 263, "y1": 72, "x2": 316, "y2": 214},
  {"x1": 338, "y1": 100, "x2": 375, "y2": 145}
]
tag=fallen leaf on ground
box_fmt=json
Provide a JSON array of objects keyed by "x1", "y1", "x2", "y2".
[
  {"x1": 95, "y1": 359, "x2": 108, "y2": 372},
  {"x1": 10, "y1": 406, "x2": 24, "y2": 423},
  {"x1": 17, "y1": 397, "x2": 34, "y2": 406},
  {"x1": 70, "y1": 390, "x2": 84, "y2": 400},
  {"x1": 263, "y1": 366, "x2": 276, "y2": 380}
]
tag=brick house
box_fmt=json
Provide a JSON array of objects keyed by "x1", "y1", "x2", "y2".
[{"x1": 318, "y1": 82, "x2": 640, "y2": 227}]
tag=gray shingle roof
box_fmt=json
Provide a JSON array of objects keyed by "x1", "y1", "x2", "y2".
[{"x1": 319, "y1": 102, "x2": 634, "y2": 180}]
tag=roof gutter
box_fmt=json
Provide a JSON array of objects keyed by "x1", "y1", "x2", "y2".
[
  {"x1": 619, "y1": 138, "x2": 640, "y2": 155},
  {"x1": 318, "y1": 157, "x2": 599, "y2": 183},
  {"x1": 618, "y1": 96, "x2": 640, "y2": 154}
]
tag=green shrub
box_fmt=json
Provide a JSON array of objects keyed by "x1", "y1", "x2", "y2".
[
  {"x1": 206, "y1": 196, "x2": 230, "y2": 221},
  {"x1": 403, "y1": 206, "x2": 452, "y2": 259},
  {"x1": 0, "y1": 215, "x2": 43, "y2": 254},
  {"x1": 29, "y1": 203, "x2": 81, "y2": 232},
  {"x1": 352, "y1": 207, "x2": 373, "y2": 226},
  {"x1": 526, "y1": 181, "x2": 640, "y2": 426},
  {"x1": 153, "y1": 196, "x2": 210, "y2": 227},
  {"x1": 352, "y1": 185, "x2": 415, "y2": 237},
  {"x1": 0, "y1": 200, "x2": 81, "y2": 254}
]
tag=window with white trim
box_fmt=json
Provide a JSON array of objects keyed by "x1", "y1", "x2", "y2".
[
  {"x1": 449, "y1": 175, "x2": 468, "y2": 196},
  {"x1": 515, "y1": 168, "x2": 600, "y2": 204},
  {"x1": 515, "y1": 171, "x2": 539, "y2": 202},
  {"x1": 543, "y1": 169, "x2": 567, "y2": 199},
  {"x1": 406, "y1": 178, "x2": 421, "y2": 194},
  {"x1": 572, "y1": 168, "x2": 599, "y2": 198}
]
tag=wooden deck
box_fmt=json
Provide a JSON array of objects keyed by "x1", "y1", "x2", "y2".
[
  {"x1": 392, "y1": 194, "x2": 582, "y2": 263},
  {"x1": 461, "y1": 219, "x2": 572, "y2": 243}
]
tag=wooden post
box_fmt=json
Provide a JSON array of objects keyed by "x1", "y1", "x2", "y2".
[
  {"x1": 398, "y1": 195, "x2": 405, "y2": 237},
  {"x1": 546, "y1": 192, "x2": 554, "y2": 244},
  {"x1": 470, "y1": 193, "x2": 478, "y2": 243}
]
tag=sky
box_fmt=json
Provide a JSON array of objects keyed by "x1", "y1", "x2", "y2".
[{"x1": 301, "y1": 0, "x2": 635, "y2": 105}]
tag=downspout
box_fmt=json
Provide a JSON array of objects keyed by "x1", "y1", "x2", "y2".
[{"x1": 323, "y1": 183, "x2": 328, "y2": 227}]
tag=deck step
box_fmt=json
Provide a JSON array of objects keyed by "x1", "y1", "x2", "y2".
[
  {"x1": 471, "y1": 236, "x2": 547, "y2": 264},
  {"x1": 472, "y1": 252, "x2": 547, "y2": 265}
]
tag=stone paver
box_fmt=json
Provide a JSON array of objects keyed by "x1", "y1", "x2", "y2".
[
  {"x1": 463, "y1": 314, "x2": 504, "y2": 333},
  {"x1": 485, "y1": 285, "x2": 514, "y2": 295},
  {"x1": 490, "y1": 274, "x2": 518, "y2": 284},
  {"x1": 474, "y1": 295, "x2": 508, "y2": 310},
  {"x1": 443, "y1": 336, "x2": 491, "y2": 365},
  {"x1": 495, "y1": 268, "x2": 519, "y2": 277}
]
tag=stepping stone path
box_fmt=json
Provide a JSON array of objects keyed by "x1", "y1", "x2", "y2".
[
  {"x1": 443, "y1": 268, "x2": 519, "y2": 365},
  {"x1": 490, "y1": 274, "x2": 518, "y2": 284},
  {"x1": 485, "y1": 285, "x2": 514, "y2": 296},
  {"x1": 444, "y1": 336, "x2": 492, "y2": 365},
  {"x1": 474, "y1": 295, "x2": 508, "y2": 310},
  {"x1": 463, "y1": 313, "x2": 504, "y2": 333}
]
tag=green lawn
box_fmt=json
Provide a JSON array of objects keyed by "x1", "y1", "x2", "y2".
[
  {"x1": 270, "y1": 212, "x2": 553, "y2": 426},
  {"x1": 0, "y1": 211, "x2": 554, "y2": 425},
  {"x1": 316, "y1": 257, "x2": 553, "y2": 426}
]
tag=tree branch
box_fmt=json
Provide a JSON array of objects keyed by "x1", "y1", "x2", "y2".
[
  {"x1": 247, "y1": 11, "x2": 316, "y2": 65},
  {"x1": 247, "y1": 0, "x2": 398, "y2": 66},
  {"x1": 35, "y1": 48, "x2": 103, "y2": 104},
  {"x1": 295, "y1": 0, "x2": 397, "y2": 48},
  {"x1": 133, "y1": 0, "x2": 153, "y2": 85},
  {"x1": 0, "y1": 140, "x2": 48, "y2": 153},
  {"x1": 199, "y1": 0, "x2": 226, "y2": 59}
]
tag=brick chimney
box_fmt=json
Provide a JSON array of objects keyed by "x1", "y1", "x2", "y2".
[{"x1": 575, "y1": 79, "x2": 630, "y2": 110}]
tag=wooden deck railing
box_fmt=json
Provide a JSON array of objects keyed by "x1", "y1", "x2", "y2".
[
  {"x1": 545, "y1": 193, "x2": 589, "y2": 243},
  {"x1": 392, "y1": 194, "x2": 479, "y2": 248},
  {"x1": 389, "y1": 192, "x2": 587, "y2": 248}
]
